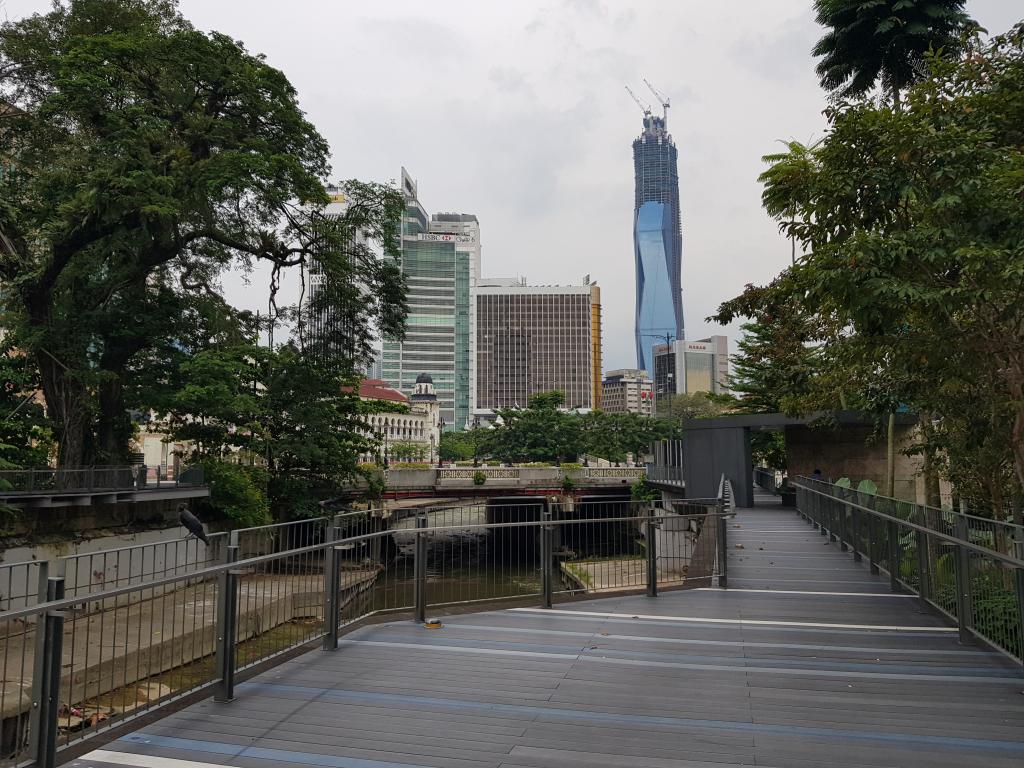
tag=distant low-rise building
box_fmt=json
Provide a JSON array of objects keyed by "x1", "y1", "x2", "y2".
[
  {"x1": 601, "y1": 369, "x2": 654, "y2": 415},
  {"x1": 359, "y1": 374, "x2": 441, "y2": 464}
]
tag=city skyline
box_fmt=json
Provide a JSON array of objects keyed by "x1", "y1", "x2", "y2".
[{"x1": 3, "y1": 0, "x2": 1015, "y2": 370}]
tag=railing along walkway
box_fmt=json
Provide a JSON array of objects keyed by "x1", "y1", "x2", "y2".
[{"x1": 78, "y1": 494, "x2": 1024, "y2": 768}]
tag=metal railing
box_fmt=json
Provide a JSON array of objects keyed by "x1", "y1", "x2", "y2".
[
  {"x1": 0, "y1": 480, "x2": 732, "y2": 766},
  {"x1": 753, "y1": 466, "x2": 779, "y2": 493},
  {"x1": 0, "y1": 465, "x2": 205, "y2": 495},
  {"x1": 794, "y1": 477, "x2": 1024, "y2": 665},
  {"x1": 645, "y1": 464, "x2": 685, "y2": 486}
]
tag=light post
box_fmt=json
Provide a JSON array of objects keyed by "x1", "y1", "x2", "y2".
[{"x1": 435, "y1": 416, "x2": 446, "y2": 467}]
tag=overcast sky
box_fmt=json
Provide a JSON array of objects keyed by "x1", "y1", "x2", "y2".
[{"x1": 4, "y1": 0, "x2": 1020, "y2": 370}]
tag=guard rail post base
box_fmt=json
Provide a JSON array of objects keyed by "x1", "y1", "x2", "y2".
[
  {"x1": 214, "y1": 545, "x2": 239, "y2": 703},
  {"x1": 645, "y1": 510, "x2": 658, "y2": 598},
  {"x1": 323, "y1": 527, "x2": 342, "y2": 650},
  {"x1": 414, "y1": 515, "x2": 427, "y2": 624},
  {"x1": 954, "y1": 517, "x2": 974, "y2": 645},
  {"x1": 540, "y1": 510, "x2": 553, "y2": 609},
  {"x1": 30, "y1": 576, "x2": 64, "y2": 768}
]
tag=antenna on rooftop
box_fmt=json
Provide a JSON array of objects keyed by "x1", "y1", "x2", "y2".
[{"x1": 643, "y1": 78, "x2": 670, "y2": 124}]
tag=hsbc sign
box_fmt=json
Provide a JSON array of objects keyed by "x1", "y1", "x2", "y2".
[{"x1": 418, "y1": 233, "x2": 475, "y2": 244}]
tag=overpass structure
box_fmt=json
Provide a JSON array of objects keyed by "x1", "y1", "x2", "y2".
[{"x1": 373, "y1": 466, "x2": 647, "y2": 500}]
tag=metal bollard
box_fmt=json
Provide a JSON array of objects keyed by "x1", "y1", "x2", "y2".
[
  {"x1": 30, "y1": 576, "x2": 64, "y2": 768},
  {"x1": 645, "y1": 509, "x2": 658, "y2": 597},
  {"x1": 954, "y1": 516, "x2": 974, "y2": 644},
  {"x1": 414, "y1": 515, "x2": 427, "y2": 624},
  {"x1": 214, "y1": 545, "x2": 239, "y2": 703},
  {"x1": 323, "y1": 527, "x2": 342, "y2": 650},
  {"x1": 540, "y1": 510, "x2": 553, "y2": 609}
]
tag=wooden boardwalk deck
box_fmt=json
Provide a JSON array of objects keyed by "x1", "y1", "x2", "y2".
[{"x1": 75, "y1": 496, "x2": 1024, "y2": 768}]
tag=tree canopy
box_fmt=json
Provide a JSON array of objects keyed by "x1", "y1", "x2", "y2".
[
  {"x1": 0, "y1": 0, "x2": 404, "y2": 469},
  {"x1": 718, "y1": 23, "x2": 1024, "y2": 511}
]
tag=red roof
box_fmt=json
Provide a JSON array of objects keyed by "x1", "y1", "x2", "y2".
[{"x1": 359, "y1": 379, "x2": 408, "y2": 403}]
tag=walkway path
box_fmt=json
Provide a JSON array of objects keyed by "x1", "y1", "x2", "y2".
[{"x1": 76, "y1": 498, "x2": 1024, "y2": 768}]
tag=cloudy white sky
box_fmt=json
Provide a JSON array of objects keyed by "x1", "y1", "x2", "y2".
[{"x1": 4, "y1": 0, "x2": 1020, "y2": 369}]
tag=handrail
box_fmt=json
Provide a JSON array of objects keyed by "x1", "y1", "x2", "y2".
[{"x1": 795, "y1": 478, "x2": 1024, "y2": 568}]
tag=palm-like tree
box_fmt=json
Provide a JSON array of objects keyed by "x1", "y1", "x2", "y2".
[{"x1": 812, "y1": 0, "x2": 975, "y2": 105}]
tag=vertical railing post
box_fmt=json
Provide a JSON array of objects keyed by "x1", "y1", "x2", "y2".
[
  {"x1": 214, "y1": 545, "x2": 239, "y2": 703},
  {"x1": 1014, "y1": 539, "x2": 1024, "y2": 672},
  {"x1": 888, "y1": 518, "x2": 900, "y2": 593},
  {"x1": 414, "y1": 515, "x2": 427, "y2": 624},
  {"x1": 954, "y1": 516, "x2": 974, "y2": 644},
  {"x1": 716, "y1": 501, "x2": 728, "y2": 590},
  {"x1": 323, "y1": 526, "x2": 342, "y2": 650},
  {"x1": 645, "y1": 507, "x2": 658, "y2": 597},
  {"x1": 851, "y1": 505, "x2": 862, "y2": 562},
  {"x1": 916, "y1": 527, "x2": 930, "y2": 603},
  {"x1": 540, "y1": 510, "x2": 553, "y2": 609},
  {"x1": 868, "y1": 512, "x2": 879, "y2": 575},
  {"x1": 30, "y1": 575, "x2": 63, "y2": 768}
]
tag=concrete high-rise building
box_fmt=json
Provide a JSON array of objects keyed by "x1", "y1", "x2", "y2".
[
  {"x1": 381, "y1": 168, "x2": 480, "y2": 430},
  {"x1": 474, "y1": 278, "x2": 602, "y2": 420},
  {"x1": 601, "y1": 369, "x2": 654, "y2": 416},
  {"x1": 632, "y1": 98, "x2": 683, "y2": 373},
  {"x1": 652, "y1": 335, "x2": 729, "y2": 407}
]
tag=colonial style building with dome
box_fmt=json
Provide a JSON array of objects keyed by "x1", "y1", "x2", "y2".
[{"x1": 358, "y1": 373, "x2": 441, "y2": 464}]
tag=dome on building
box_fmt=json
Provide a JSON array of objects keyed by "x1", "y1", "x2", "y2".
[{"x1": 415, "y1": 372, "x2": 433, "y2": 385}]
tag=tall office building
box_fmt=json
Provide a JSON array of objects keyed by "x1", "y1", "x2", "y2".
[
  {"x1": 633, "y1": 102, "x2": 683, "y2": 373},
  {"x1": 381, "y1": 168, "x2": 480, "y2": 430},
  {"x1": 304, "y1": 186, "x2": 367, "y2": 364},
  {"x1": 474, "y1": 278, "x2": 602, "y2": 419}
]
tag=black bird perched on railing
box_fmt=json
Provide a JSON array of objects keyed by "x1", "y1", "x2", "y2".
[{"x1": 178, "y1": 504, "x2": 209, "y2": 544}]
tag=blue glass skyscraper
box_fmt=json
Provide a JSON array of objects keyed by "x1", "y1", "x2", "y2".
[{"x1": 633, "y1": 110, "x2": 683, "y2": 372}]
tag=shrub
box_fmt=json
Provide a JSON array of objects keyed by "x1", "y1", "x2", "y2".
[
  {"x1": 472, "y1": 470, "x2": 487, "y2": 486},
  {"x1": 560, "y1": 462, "x2": 583, "y2": 472},
  {"x1": 561, "y1": 474, "x2": 575, "y2": 493},
  {"x1": 199, "y1": 460, "x2": 270, "y2": 527}
]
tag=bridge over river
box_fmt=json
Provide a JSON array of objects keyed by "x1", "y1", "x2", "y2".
[{"x1": 64, "y1": 486, "x2": 1023, "y2": 768}]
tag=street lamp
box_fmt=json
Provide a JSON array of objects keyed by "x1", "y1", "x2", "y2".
[{"x1": 435, "y1": 416, "x2": 446, "y2": 467}]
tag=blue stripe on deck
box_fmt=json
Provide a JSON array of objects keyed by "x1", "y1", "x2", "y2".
[
  {"x1": 236, "y1": 682, "x2": 1024, "y2": 754},
  {"x1": 119, "y1": 733, "x2": 431, "y2": 768}
]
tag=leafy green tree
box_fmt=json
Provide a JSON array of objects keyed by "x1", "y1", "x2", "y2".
[
  {"x1": 487, "y1": 391, "x2": 583, "y2": 464},
  {"x1": 0, "y1": 351, "x2": 52, "y2": 468},
  {"x1": 723, "y1": 24, "x2": 1024, "y2": 509},
  {"x1": 812, "y1": 0, "x2": 975, "y2": 105},
  {"x1": 0, "y1": 0, "x2": 404, "y2": 467},
  {"x1": 439, "y1": 428, "x2": 488, "y2": 463},
  {"x1": 664, "y1": 392, "x2": 729, "y2": 424}
]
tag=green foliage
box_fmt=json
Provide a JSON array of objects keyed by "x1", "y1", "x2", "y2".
[
  {"x1": 390, "y1": 462, "x2": 430, "y2": 470},
  {"x1": 716, "y1": 23, "x2": 1024, "y2": 509},
  {"x1": 561, "y1": 474, "x2": 575, "y2": 493},
  {"x1": 472, "y1": 470, "x2": 487, "y2": 486},
  {"x1": 439, "y1": 428, "x2": 488, "y2": 463},
  {"x1": 0, "y1": 0, "x2": 405, "y2": 468},
  {"x1": 812, "y1": 0, "x2": 975, "y2": 103},
  {"x1": 0, "y1": 351, "x2": 53, "y2": 468},
  {"x1": 389, "y1": 441, "x2": 427, "y2": 463},
  {"x1": 560, "y1": 462, "x2": 583, "y2": 472},
  {"x1": 197, "y1": 460, "x2": 270, "y2": 527},
  {"x1": 487, "y1": 392, "x2": 582, "y2": 465},
  {"x1": 857, "y1": 479, "x2": 878, "y2": 495},
  {"x1": 631, "y1": 479, "x2": 660, "y2": 502}
]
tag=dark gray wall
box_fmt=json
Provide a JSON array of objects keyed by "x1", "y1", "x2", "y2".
[{"x1": 682, "y1": 427, "x2": 753, "y2": 507}]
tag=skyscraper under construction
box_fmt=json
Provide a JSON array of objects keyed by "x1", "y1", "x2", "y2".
[{"x1": 630, "y1": 83, "x2": 683, "y2": 373}]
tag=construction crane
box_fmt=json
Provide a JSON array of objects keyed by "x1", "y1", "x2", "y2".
[
  {"x1": 624, "y1": 85, "x2": 652, "y2": 117},
  {"x1": 643, "y1": 78, "x2": 670, "y2": 123}
]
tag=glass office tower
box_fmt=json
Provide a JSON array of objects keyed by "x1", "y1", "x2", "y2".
[
  {"x1": 633, "y1": 111, "x2": 683, "y2": 372},
  {"x1": 381, "y1": 168, "x2": 479, "y2": 430}
]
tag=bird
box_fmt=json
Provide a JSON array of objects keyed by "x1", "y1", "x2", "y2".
[{"x1": 178, "y1": 504, "x2": 209, "y2": 544}]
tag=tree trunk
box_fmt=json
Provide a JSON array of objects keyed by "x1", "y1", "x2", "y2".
[
  {"x1": 37, "y1": 350, "x2": 93, "y2": 468},
  {"x1": 97, "y1": 376, "x2": 131, "y2": 464}
]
